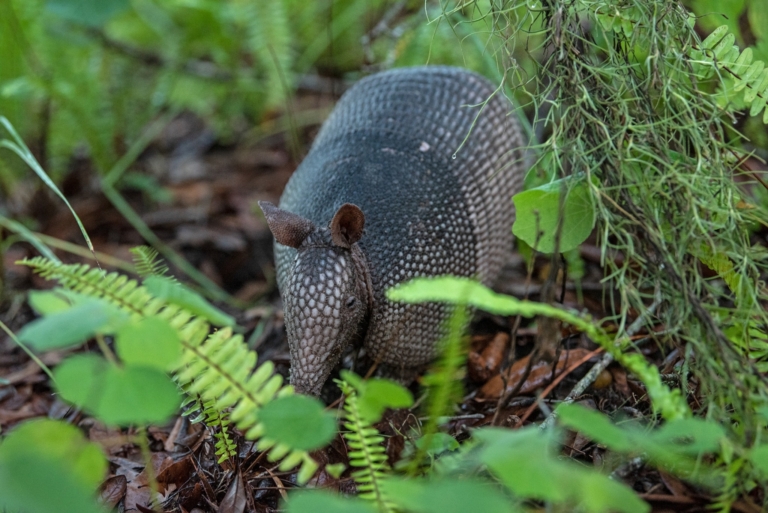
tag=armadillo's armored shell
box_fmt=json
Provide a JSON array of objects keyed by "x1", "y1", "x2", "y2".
[{"x1": 276, "y1": 66, "x2": 527, "y2": 385}]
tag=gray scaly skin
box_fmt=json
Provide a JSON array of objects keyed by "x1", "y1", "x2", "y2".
[{"x1": 259, "y1": 66, "x2": 527, "y2": 395}]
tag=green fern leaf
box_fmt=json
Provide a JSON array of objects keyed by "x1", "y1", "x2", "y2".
[
  {"x1": 338, "y1": 380, "x2": 395, "y2": 512},
  {"x1": 129, "y1": 246, "x2": 169, "y2": 278},
  {"x1": 701, "y1": 25, "x2": 729, "y2": 51},
  {"x1": 745, "y1": 69, "x2": 768, "y2": 103},
  {"x1": 692, "y1": 25, "x2": 768, "y2": 123},
  {"x1": 712, "y1": 33, "x2": 736, "y2": 61},
  {"x1": 19, "y1": 257, "x2": 321, "y2": 483},
  {"x1": 736, "y1": 61, "x2": 764, "y2": 92},
  {"x1": 237, "y1": 0, "x2": 294, "y2": 108},
  {"x1": 731, "y1": 47, "x2": 753, "y2": 76}
]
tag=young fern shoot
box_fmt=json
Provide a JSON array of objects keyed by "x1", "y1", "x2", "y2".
[{"x1": 338, "y1": 380, "x2": 396, "y2": 513}]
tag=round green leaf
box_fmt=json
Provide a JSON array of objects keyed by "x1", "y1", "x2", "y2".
[
  {"x1": 54, "y1": 354, "x2": 107, "y2": 407},
  {"x1": 28, "y1": 289, "x2": 73, "y2": 315},
  {"x1": 284, "y1": 491, "x2": 375, "y2": 513},
  {"x1": 99, "y1": 365, "x2": 180, "y2": 425},
  {"x1": 576, "y1": 470, "x2": 649, "y2": 513},
  {"x1": 259, "y1": 395, "x2": 336, "y2": 451},
  {"x1": 115, "y1": 317, "x2": 182, "y2": 370},
  {"x1": 358, "y1": 378, "x2": 414, "y2": 423},
  {"x1": 18, "y1": 299, "x2": 126, "y2": 350},
  {"x1": 0, "y1": 419, "x2": 107, "y2": 489},
  {"x1": 556, "y1": 403, "x2": 635, "y2": 452},
  {"x1": 512, "y1": 177, "x2": 596, "y2": 254},
  {"x1": 383, "y1": 477, "x2": 517, "y2": 513},
  {"x1": 55, "y1": 354, "x2": 180, "y2": 425}
]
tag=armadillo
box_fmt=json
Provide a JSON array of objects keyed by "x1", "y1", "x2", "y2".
[{"x1": 259, "y1": 66, "x2": 527, "y2": 395}]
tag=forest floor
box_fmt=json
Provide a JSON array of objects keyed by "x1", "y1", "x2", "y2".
[{"x1": 0, "y1": 109, "x2": 763, "y2": 512}]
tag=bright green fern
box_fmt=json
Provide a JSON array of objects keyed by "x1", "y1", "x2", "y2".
[
  {"x1": 693, "y1": 25, "x2": 768, "y2": 122},
  {"x1": 338, "y1": 380, "x2": 395, "y2": 513},
  {"x1": 182, "y1": 395, "x2": 238, "y2": 464},
  {"x1": 130, "y1": 246, "x2": 169, "y2": 279},
  {"x1": 19, "y1": 256, "x2": 319, "y2": 483}
]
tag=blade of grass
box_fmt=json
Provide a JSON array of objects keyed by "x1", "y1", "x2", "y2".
[{"x1": 0, "y1": 117, "x2": 95, "y2": 258}]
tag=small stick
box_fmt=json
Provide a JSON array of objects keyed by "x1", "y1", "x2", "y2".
[
  {"x1": 518, "y1": 347, "x2": 604, "y2": 426},
  {"x1": 539, "y1": 290, "x2": 664, "y2": 431}
]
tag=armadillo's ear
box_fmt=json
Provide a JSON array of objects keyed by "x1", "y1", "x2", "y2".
[
  {"x1": 329, "y1": 203, "x2": 365, "y2": 248},
  {"x1": 258, "y1": 201, "x2": 316, "y2": 248}
]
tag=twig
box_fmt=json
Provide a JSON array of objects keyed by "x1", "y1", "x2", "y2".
[
  {"x1": 539, "y1": 288, "x2": 663, "y2": 431},
  {"x1": 518, "y1": 347, "x2": 604, "y2": 426}
]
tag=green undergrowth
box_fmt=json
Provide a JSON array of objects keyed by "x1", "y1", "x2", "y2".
[
  {"x1": 3, "y1": 0, "x2": 768, "y2": 511},
  {"x1": 4, "y1": 259, "x2": 768, "y2": 512}
]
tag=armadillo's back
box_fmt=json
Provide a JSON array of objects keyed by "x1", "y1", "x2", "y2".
[{"x1": 278, "y1": 66, "x2": 527, "y2": 370}]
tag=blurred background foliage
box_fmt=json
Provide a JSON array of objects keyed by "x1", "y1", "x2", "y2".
[
  {"x1": 0, "y1": 0, "x2": 541, "y2": 191},
  {"x1": 3, "y1": 0, "x2": 768, "y2": 509},
  {"x1": 1, "y1": 0, "x2": 767, "y2": 190}
]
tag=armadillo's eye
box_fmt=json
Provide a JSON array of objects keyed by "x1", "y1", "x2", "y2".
[{"x1": 346, "y1": 297, "x2": 356, "y2": 309}]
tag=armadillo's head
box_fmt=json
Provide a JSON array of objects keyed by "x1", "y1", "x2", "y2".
[{"x1": 258, "y1": 201, "x2": 372, "y2": 395}]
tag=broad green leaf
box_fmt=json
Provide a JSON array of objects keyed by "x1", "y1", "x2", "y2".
[
  {"x1": 648, "y1": 418, "x2": 726, "y2": 455},
  {"x1": 475, "y1": 427, "x2": 648, "y2": 512},
  {"x1": 750, "y1": 444, "x2": 768, "y2": 476},
  {"x1": 0, "y1": 419, "x2": 107, "y2": 489},
  {"x1": 596, "y1": 12, "x2": 614, "y2": 32},
  {"x1": 341, "y1": 371, "x2": 414, "y2": 423},
  {"x1": 53, "y1": 354, "x2": 104, "y2": 407},
  {"x1": 556, "y1": 404, "x2": 635, "y2": 452},
  {"x1": 475, "y1": 428, "x2": 567, "y2": 500},
  {"x1": 144, "y1": 276, "x2": 235, "y2": 327},
  {"x1": 411, "y1": 432, "x2": 460, "y2": 456},
  {"x1": 512, "y1": 177, "x2": 596, "y2": 253},
  {"x1": 383, "y1": 477, "x2": 517, "y2": 513},
  {"x1": 576, "y1": 470, "x2": 649, "y2": 513},
  {"x1": 18, "y1": 299, "x2": 127, "y2": 350},
  {"x1": 45, "y1": 0, "x2": 130, "y2": 27},
  {"x1": 0, "y1": 419, "x2": 107, "y2": 512},
  {"x1": 27, "y1": 289, "x2": 73, "y2": 315},
  {"x1": 54, "y1": 355, "x2": 180, "y2": 425},
  {"x1": 115, "y1": 317, "x2": 182, "y2": 371},
  {"x1": 259, "y1": 395, "x2": 336, "y2": 451},
  {"x1": 284, "y1": 491, "x2": 376, "y2": 513},
  {"x1": 0, "y1": 451, "x2": 105, "y2": 513}
]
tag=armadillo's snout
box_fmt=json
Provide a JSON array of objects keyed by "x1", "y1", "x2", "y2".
[{"x1": 283, "y1": 244, "x2": 366, "y2": 395}]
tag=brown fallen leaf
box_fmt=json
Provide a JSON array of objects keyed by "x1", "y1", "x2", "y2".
[
  {"x1": 658, "y1": 470, "x2": 688, "y2": 497},
  {"x1": 157, "y1": 455, "x2": 195, "y2": 491},
  {"x1": 124, "y1": 453, "x2": 172, "y2": 512},
  {"x1": 468, "y1": 332, "x2": 509, "y2": 382},
  {"x1": 99, "y1": 475, "x2": 127, "y2": 509},
  {"x1": 219, "y1": 470, "x2": 247, "y2": 513},
  {"x1": 477, "y1": 348, "x2": 593, "y2": 401}
]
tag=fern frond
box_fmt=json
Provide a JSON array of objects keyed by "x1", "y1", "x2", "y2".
[
  {"x1": 130, "y1": 246, "x2": 169, "y2": 278},
  {"x1": 19, "y1": 257, "x2": 319, "y2": 482},
  {"x1": 694, "y1": 25, "x2": 768, "y2": 123},
  {"x1": 235, "y1": 0, "x2": 294, "y2": 107},
  {"x1": 338, "y1": 381, "x2": 394, "y2": 512},
  {"x1": 182, "y1": 395, "x2": 238, "y2": 464}
]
